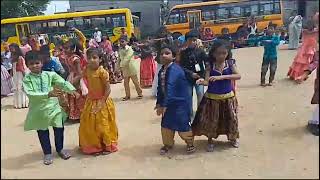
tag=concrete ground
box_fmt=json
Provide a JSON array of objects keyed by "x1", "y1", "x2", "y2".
[{"x1": 1, "y1": 46, "x2": 319, "y2": 179}]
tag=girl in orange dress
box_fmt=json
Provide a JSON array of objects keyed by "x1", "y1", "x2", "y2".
[
  {"x1": 79, "y1": 48, "x2": 118, "y2": 155},
  {"x1": 63, "y1": 39, "x2": 87, "y2": 121},
  {"x1": 287, "y1": 20, "x2": 318, "y2": 82}
]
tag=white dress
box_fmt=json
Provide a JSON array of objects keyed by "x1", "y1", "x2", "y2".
[{"x1": 12, "y1": 59, "x2": 29, "y2": 108}]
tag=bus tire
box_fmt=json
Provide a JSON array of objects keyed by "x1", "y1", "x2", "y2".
[{"x1": 172, "y1": 32, "x2": 182, "y2": 40}]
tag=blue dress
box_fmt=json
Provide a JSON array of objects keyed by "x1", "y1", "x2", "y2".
[{"x1": 156, "y1": 63, "x2": 192, "y2": 132}]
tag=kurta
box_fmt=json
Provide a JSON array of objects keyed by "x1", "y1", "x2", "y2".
[
  {"x1": 156, "y1": 63, "x2": 192, "y2": 132},
  {"x1": 79, "y1": 66, "x2": 118, "y2": 154},
  {"x1": 22, "y1": 71, "x2": 76, "y2": 131},
  {"x1": 288, "y1": 15, "x2": 303, "y2": 49},
  {"x1": 119, "y1": 45, "x2": 138, "y2": 77}
]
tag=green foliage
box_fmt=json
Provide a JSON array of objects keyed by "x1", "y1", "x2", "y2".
[{"x1": 1, "y1": 0, "x2": 50, "y2": 19}]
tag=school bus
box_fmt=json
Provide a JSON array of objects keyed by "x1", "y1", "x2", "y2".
[
  {"x1": 164, "y1": 0, "x2": 284, "y2": 38},
  {"x1": 1, "y1": 8, "x2": 140, "y2": 51}
]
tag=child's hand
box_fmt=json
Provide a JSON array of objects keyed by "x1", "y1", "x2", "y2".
[
  {"x1": 70, "y1": 91, "x2": 80, "y2": 99},
  {"x1": 196, "y1": 78, "x2": 205, "y2": 85},
  {"x1": 48, "y1": 88, "x2": 62, "y2": 97},
  {"x1": 156, "y1": 107, "x2": 166, "y2": 116},
  {"x1": 209, "y1": 76, "x2": 222, "y2": 82}
]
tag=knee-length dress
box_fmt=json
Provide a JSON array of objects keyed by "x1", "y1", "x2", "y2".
[
  {"x1": 79, "y1": 66, "x2": 118, "y2": 154},
  {"x1": 192, "y1": 60, "x2": 239, "y2": 140}
]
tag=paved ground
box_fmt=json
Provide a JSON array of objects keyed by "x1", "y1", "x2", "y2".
[{"x1": 1, "y1": 46, "x2": 319, "y2": 179}]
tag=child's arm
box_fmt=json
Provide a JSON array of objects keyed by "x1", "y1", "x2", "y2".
[
  {"x1": 196, "y1": 64, "x2": 210, "y2": 86},
  {"x1": 23, "y1": 76, "x2": 51, "y2": 100},
  {"x1": 220, "y1": 63, "x2": 241, "y2": 80},
  {"x1": 271, "y1": 35, "x2": 280, "y2": 46},
  {"x1": 51, "y1": 72, "x2": 76, "y2": 93}
]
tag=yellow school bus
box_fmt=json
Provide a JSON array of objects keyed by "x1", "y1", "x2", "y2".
[
  {"x1": 1, "y1": 8, "x2": 140, "y2": 51},
  {"x1": 164, "y1": 0, "x2": 284, "y2": 38}
]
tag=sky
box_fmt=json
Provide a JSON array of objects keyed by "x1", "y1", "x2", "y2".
[{"x1": 44, "y1": 0, "x2": 70, "y2": 15}]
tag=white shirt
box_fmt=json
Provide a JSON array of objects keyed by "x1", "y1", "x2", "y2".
[{"x1": 94, "y1": 31, "x2": 102, "y2": 43}]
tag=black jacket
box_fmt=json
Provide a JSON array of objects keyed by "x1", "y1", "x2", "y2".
[{"x1": 180, "y1": 47, "x2": 208, "y2": 84}]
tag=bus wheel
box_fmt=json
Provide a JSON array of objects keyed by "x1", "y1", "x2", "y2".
[{"x1": 172, "y1": 32, "x2": 182, "y2": 40}]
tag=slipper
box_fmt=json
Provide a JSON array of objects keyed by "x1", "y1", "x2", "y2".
[
  {"x1": 122, "y1": 97, "x2": 130, "y2": 101},
  {"x1": 160, "y1": 146, "x2": 170, "y2": 155},
  {"x1": 186, "y1": 145, "x2": 196, "y2": 154},
  {"x1": 137, "y1": 95, "x2": 143, "y2": 99},
  {"x1": 58, "y1": 150, "x2": 71, "y2": 160},
  {"x1": 43, "y1": 154, "x2": 53, "y2": 165},
  {"x1": 230, "y1": 139, "x2": 239, "y2": 148}
]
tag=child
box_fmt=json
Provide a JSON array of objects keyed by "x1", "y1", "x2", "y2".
[
  {"x1": 119, "y1": 37, "x2": 143, "y2": 101},
  {"x1": 1, "y1": 55, "x2": 14, "y2": 97},
  {"x1": 9, "y1": 43, "x2": 29, "y2": 108},
  {"x1": 63, "y1": 39, "x2": 87, "y2": 121},
  {"x1": 139, "y1": 42, "x2": 157, "y2": 88},
  {"x1": 192, "y1": 40, "x2": 241, "y2": 152},
  {"x1": 257, "y1": 27, "x2": 280, "y2": 86},
  {"x1": 79, "y1": 48, "x2": 118, "y2": 154},
  {"x1": 287, "y1": 20, "x2": 318, "y2": 82},
  {"x1": 155, "y1": 46, "x2": 195, "y2": 155},
  {"x1": 23, "y1": 51, "x2": 79, "y2": 165}
]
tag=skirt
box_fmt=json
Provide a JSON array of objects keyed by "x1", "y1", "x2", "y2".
[
  {"x1": 79, "y1": 97, "x2": 118, "y2": 154},
  {"x1": 287, "y1": 53, "x2": 314, "y2": 80},
  {"x1": 1, "y1": 65, "x2": 14, "y2": 96},
  {"x1": 140, "y1": 56, "x2": 157, "y2": 88},
  {"x1": 67, "y1": 73, "x2": 86, "y2": 120},
  {"x1": 191, "y1": 95, "x2": 239, "y2": 140}
]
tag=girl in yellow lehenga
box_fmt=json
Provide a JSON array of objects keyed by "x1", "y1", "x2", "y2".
[{"x1": 79, "y1": 48, "x2": 118, "y2": 155}]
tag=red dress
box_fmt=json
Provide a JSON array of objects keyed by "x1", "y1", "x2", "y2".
[
  {"x1": 66, "y1": 54, "x2": 87, "y2": 121},
  {"x1": 287, "y1": 29, "x2": 318, "y2": 80},
  {"x1": 140, "y1": 55, "x2": 157, "y2": 88}
]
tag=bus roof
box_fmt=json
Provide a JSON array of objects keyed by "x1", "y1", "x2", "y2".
[
  {"x1": 171, "y1": 0, "x2": 245, "y2": 10},
  {"x1": 1, "y1": 8, "x2": 131, "y2": 24}
]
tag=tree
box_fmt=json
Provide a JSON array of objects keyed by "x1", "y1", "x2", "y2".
[{"x1": 1, "y1": 0, "x2": 50, "y2": 19}]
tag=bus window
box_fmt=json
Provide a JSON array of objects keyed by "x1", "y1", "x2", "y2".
[
  {"x1": 168, "y1": 13, "x2": 180, "y2": 24},
  {"x1": 259, "y1": 1, "x2": 274, "y2": 15},
  {"x1": 216, "y1": 7, "x2": 229, "y2": 20},
  {"x1": 1, "y1": 24, "x2": 16, "y2": 41},
  {"x1": 201, "y1": 5, "x2": 215, "y2": 21},
  {"x1": 91, "y1": 17, "x2": 105, "y2": 29},
  {"x1": 274, "y1": 0, "x2": 281, "y2": 14},
  {"x1": 180, "y1": 10, "x2": 187, "y2": 23},
  {"x1": 230, "y1": 6, "x2": 242, "y2": 18},
  {"x1": 30, "y1": 22, "x2": 42, "y2": 34}
]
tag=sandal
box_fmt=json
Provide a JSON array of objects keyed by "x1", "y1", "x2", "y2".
[
  {"x1": 206, "y1": 143, "x2": 215, "y2": 152},
  {"x1": 230, "y1": 139, "x2": 239, "y2": 148},
  {"x1": 122, "y1": 97, "x2": 130, "y2": 101},
  {"x1": 186, "y1": 145, "x2": 196, "y2": 154},
  {"x1": 160, "y1": 146, "x2": 170, "y2": 155},
  {"x1": 58, "y1": 150, "x2": 71, "y2": 160},
  {"x1": 137, "y1": 95, "x2": 143, "y2": 99},
  {"x1": 101, "y1": 151, "x2": 111, "y2": 155},
  {"x1": 43, "y1": 154, "x2": 53, "y2": 165}
]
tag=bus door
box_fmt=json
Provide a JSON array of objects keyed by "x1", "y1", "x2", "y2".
[
  {"x1": 187, "y1": 10, "x2": 201, "y2": 30},
  {"x1": 16, "y1": 23, "x2": 30, "y2": 43}
]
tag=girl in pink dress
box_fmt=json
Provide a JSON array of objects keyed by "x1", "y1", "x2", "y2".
[{"x1": 287, "y1": 20, "x2": 318, "y2": 82}]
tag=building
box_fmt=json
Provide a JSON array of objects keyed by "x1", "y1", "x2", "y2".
[{"x1": 68, "y1": 0, "x2": 319, "y2": 36}]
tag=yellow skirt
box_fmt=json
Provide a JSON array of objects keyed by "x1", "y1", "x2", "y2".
[{"x1": 79, "y1": 97, "x2": 118, "y2": 154}]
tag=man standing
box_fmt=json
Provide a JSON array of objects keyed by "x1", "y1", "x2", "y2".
[
  {"x1": 180, "y1": 30, "x2": 207, "y2": 117},
  {"x1": 119, "y1": 37, "x2": 143, "y2": 101}
]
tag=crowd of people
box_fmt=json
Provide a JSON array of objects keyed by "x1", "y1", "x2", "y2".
[{"x1": 0, "y1": 11, "x2": 318, "y2": 166}]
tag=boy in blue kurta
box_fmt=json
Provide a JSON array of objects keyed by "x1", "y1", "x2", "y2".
[
  {"x1": 155, "y1": 46, "x2": 195, "y2": 155},
  {"x1": 23, "y1": 51, "x2": 79, "y2": 165}
]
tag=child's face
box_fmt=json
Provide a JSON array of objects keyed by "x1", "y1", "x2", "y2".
[
  {"x1": 213, "y1": 46, "x2": 228, "y2": 63},
  {"x1": 266, "y1": 28, "x2": 274, "y2": 36},
  {"x1": 160, "y1": 48, "x2": 174, "y2": 65},
  {"x1": 120, "y1": 39, "x2": 127, "y2": 48},
  {"x1": 187, "y1": 37, "x2": 197, "y2": 48},
  {"x1": 87, "y1": 53, "x2": 101, "y2": 70},
  {"x1": 27, "y1": 60, "x2": 43, "y2": 74}
]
